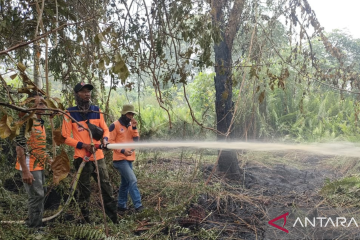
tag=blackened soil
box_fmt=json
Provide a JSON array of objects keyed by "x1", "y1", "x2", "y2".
[{"x1": 189, "y1": 153, "x2": 345, "y2": 239}]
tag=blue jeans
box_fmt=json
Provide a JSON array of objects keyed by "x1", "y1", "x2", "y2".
[{"x1": 113, "y1": 160, "x2": 142, "y2": 209}]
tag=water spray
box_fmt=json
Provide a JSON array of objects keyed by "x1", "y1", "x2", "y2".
[
  {"x1": 106, "y1": 141, "x2": 360, "y2": 158},
  {"x1": 2, "y1": 140, "x2": 360, "y2": 224}
]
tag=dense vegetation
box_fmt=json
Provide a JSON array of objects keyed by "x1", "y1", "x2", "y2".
[{"x1": 1, "y1": 0, "x2": 360, "y2": 239}]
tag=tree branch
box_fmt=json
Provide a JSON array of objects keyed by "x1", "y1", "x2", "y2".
[
  {"x1": 182, "y1": 83, "x2": 225, "y2": 136},
  {"x1": 226, "y1": 0, "x2": 246, "y2": 49},
  {"x1": 0, "y1": 75, "x2": 15, "y2": 104},
  {"x1": 0, "y1": 19, "x2": 93, "y2": 55}
]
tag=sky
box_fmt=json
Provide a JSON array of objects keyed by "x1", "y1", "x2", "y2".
[{"x1": 308, "y1": 0, "x2": 360, "y2": 39}]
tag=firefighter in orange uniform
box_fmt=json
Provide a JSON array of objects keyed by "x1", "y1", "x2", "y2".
[
  {"x1": 109, "y1": 104, "x2": 143, "y2": 214},
  {"x1": 15, "y1": 94, "x2": 50, "y2": 229},
  {"x1": 61, "y1": 82, "x2": 118, "y2": 224}
]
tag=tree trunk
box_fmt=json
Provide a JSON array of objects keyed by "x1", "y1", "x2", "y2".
[
  {"x1": 214, "y1": 37, "x2": 241, "y2": 179},
  {"x1": 212, "y1": 0, "x2": 245, "y2": 179},
  {"x1": 258, "y1": 93, "x2": 267, "y2": 139},
  {"x1": 33, "y1": 43, "x2": 42, "y2": 90}
]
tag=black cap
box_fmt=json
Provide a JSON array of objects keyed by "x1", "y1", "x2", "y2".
[{"x1": 74, "y1": 82, "x2": 94, "y2": 93}]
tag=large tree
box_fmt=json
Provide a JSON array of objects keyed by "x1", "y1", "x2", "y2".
[
  {"x1": 2, "y1": 0, "x2": 360, "y2": 180},
  {"x1": 211, "y1": 0, "x2": 246, "y2": 179}
]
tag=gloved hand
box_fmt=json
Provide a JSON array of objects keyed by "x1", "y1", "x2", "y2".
[{"x1": 103, "y1": 138, "x2": 109, "y2": 148}]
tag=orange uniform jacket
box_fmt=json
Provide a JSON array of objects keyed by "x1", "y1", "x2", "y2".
[
  {"x1": 15, "y1": 119, "x2": 47, "y2": 171},
  {"x1": 62, "y1": 105, "x2": 109, "y2": 161},
  {"x1": 109, "y1": 119, "x2": 139, "y2": 161}
]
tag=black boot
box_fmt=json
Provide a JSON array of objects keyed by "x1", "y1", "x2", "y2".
[{"x1": 110, "y1": 215, "x2": 118, "y2": 224}]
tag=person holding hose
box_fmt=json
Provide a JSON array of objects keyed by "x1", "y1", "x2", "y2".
[
  {"x1": 109, "y1": 104, "x2": 144, "y2": 214},
  {"x1": 61, "y1": 82, "x2": 118, "y2": 224}
]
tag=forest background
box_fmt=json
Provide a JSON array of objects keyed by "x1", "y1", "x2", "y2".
[{"x1": 1, "y1": 0, "x2": 360, "y2": 239}]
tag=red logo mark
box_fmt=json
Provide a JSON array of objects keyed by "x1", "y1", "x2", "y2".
[
  {"x1": 81, "y1": 82, "x2": 85, "y2": 86},
  {"x1": 268, "y1": 212, "x2": 289, "y2": 233}
]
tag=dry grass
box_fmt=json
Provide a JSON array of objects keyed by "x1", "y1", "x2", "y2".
[{"x1": 1, "y1": 149, "x2": 358, "y2": 239}]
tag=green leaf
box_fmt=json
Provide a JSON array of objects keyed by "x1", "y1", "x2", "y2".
[
  {"x1": 99, "y1": 59, "x2": 105, "y2": 70},
  {"x1": 113, "y1": 61, "x2": 124, "y2": 74},
  {"x1": 115, "y1": 52, "x2": 122, "y2": 62},
  {"x1": 76, "y1": 34, "x2": 83, "y2": 42},
  {"x1": 104, "y1": 56, "x2": 110, "y2": 65},
  {"x1": 17, "y1": 62, "x2": 26, "y2": 72},
  {"x1": 118, "y1": 69, "x2": 130, "y2": 83},
  {"x1": 112, "y1": 53, "x2": 130, "y2": 83},
  {"x1": 57, "y1": 0, "x2": 67, "y2": 7},
  {"x1": 98, "y1": 33, "x2": 105, "y2": 42},
  {"x1": 113, "y1": 62, "x2": 130, "y2": 83},
  {"x1": 95, "y1": 33, "x2": 104, "y2": 44}
]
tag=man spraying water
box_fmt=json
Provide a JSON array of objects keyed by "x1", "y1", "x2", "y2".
[{"x1": 61, "y1": 82, "x2": 118, "y2": 224}]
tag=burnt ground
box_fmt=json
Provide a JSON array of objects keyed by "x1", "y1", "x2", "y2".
[
  {"x1": 177, "y1": 152, "x2": 360, "y2": 240},
  {"x1": 2, "y1": 151, "x2": 358, "y2": 239}
]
